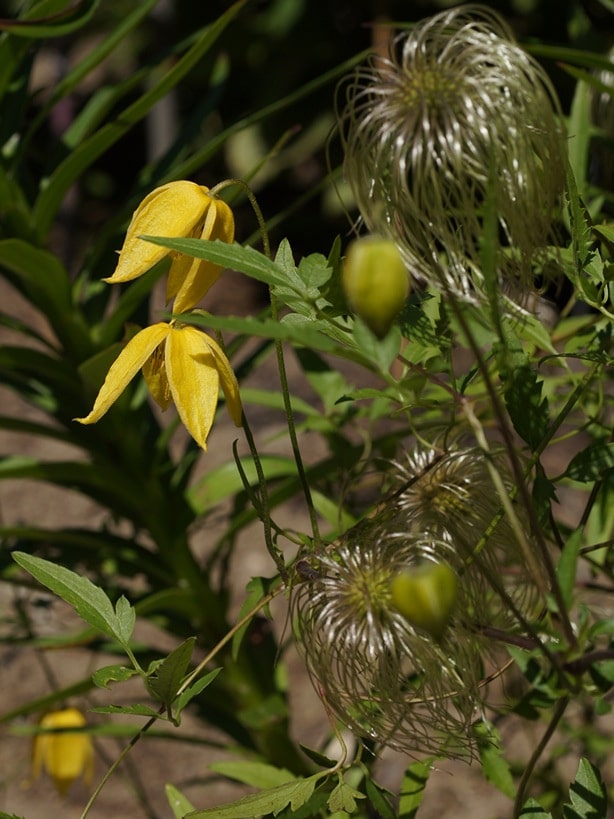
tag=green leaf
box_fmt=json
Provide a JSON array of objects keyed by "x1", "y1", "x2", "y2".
[
  {"x1": 475, "y1": 721, "x2": 515, "y2": 798},
  {"x1": 296, "y1": 253, "x2": 332, "y2": 290},
  {"x1": 91, "y1": 704, "x2": 164, "y2": 719},
  {"x1": 166, "y1": 783, "x2": 196, "y2": 819},
  {"x1": 0, "y1": 0, "x2": 99, "y2": 38},
  {"x1": 185, "y1": 774, "x2": 321, "y2": 818},
  {"x1": 114, "y1": 595, "x2": 136, "y2": 645},
  {"x1": 503, "y1": 365, "x2": 549, "y2": 451},
  {"x1": 145, "y1": 237, "x2": 289, "y2": 290},
  {"x1": 174, "y1": 669, "x2": 222, "y2": 719},
  {"x1": 147, "y1": 637, "x2": 196, "y2": 705},
  {"x1": 327, "y1": 781, "x2": 365, "y2": 813},
  {"x1": 398, "y1": 759, "x2": 432, "y2": 818},
  {"x1": 92, "y1": 665, "x2": 139, "y2": 689},
  {"x1": 231, "y1": 577, "x2": 272, "y2": 662},
  {"x1": 11, "y1": 552, "x2": 128, "y2": 646},
  {"x1": 33, "y1": 1, "x2": 248, "y2": 237},
  {"x1": 556, "y1": 529, "x2": 584, "y2": 608},
  {"x1": 209, "y1": 761, "x2": 296, "y2": 789},
  {"x1": 520, "y1": 798, "x2": 552, "y2": 818},
  {"x1": 564, "y1": 442, "x2": 614, "y2": 482},
  {"x1": 563, "y1": 759, "x2": 607, "y2": 819},
  {"x1": 364, "y1": 778, "x2": 396, "y2": 819},
  {"x1": 353, "y1": 318, "x2": 401, "y2": 373},
  {"x1": 0, "y1": 239, "x2": 90, "y2": 354}
]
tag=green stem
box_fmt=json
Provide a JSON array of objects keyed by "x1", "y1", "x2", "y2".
[
  {"x1": 513, "y1": 697, "x2": 570, "y2": 817},
  {"x1": 451, "y1": 300, "x2": 578, "y2": 651}
]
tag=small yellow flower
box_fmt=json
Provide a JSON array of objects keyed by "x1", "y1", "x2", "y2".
[
  {"x1": 75, "y1": 322, "x2": 242, "y2": 450},
  {"x1": 31, "y1": 708, "x2": 94, "y2": 796},
  {"x1": 106, "y1": 180, "x2": 235, "y2": 313}
]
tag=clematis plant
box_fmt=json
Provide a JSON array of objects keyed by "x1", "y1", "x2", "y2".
[{"x1": 76, "y1": 180, "x2": 242, "y2": 449}]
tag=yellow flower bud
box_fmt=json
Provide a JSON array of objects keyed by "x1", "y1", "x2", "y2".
[
  {"x1": 390, "y1": 561, "x2": 458, "y2": 641},
  {"x1": 31, "y1": 708, "x2": 94, "y2": 796},
  {"x1": 342, "y1": 236, "x2": 409, "y2": 338}
]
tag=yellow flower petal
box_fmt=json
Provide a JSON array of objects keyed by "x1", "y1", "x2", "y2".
[
  {"x1": 75, "y1": 323, "x2": 170, "y2": 424},
  {"x1": 165, "y1": 324, "x2": 220, "y2": 450},
  {"x1": 202, "y1": 332, "x2": 243, "y2": 427},
  {"x1": 172, "y1": 197, "x2": 235, "y2": 314},
  {"x1": 32, "y1": 708, "x2": 93, "y2": 797},
  {"x1": 166, "y1": 249, "x2": 194, "y2": 304},
  {"x1": 105, "y1": 182, "x2": 211, "y2": 284}
]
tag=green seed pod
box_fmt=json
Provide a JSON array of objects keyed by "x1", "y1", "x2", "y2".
[
  {"x1": 343, "y1": 236, "x2": 409, "y2": 338},
  {"x1": 390, "y1": 561, "x2": 458, "y2": 641}
]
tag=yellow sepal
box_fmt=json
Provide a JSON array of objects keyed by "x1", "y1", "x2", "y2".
[
  {"x1": 32, "y1": 708, "x2": 94, "y2": 797},
  {"x1": 165, "y1": 325, "x2": 220, "y2": 450},
  {"x1": 105, "y1": 182, "x2": 211, "y2": 284},
  {"x1": 171, "y1": 197, "x2": 235, "y2": 313},
  {"x1": 75, "y1": 323, "x2": 171, "y2": 424},
  {"x1": 202, "y1": 331, "x2": 243, "y2": 427}
]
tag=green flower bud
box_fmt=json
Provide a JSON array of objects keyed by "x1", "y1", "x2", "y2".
[
  {"x1": 343, "y1": 236, "x2": 409, "y2": 338},
  {"x1": 390, "y1": 561, "x2": 458, "y2": 641}
]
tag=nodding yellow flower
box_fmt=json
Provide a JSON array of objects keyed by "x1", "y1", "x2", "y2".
[
  {"x1": 105, "y1": 180, "x2": 235, "y2": 313},
  {"x1": 75, "y1": 321, "x2": 242, "y2": 450},
  {"x1": 31, "y1": 708, "x2": 93, "y2": 796}
]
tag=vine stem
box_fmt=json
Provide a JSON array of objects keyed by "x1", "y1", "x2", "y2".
[
  {"x1": 450, "y1": 300, "x2": 578, "y2": 651},
  {"x1": 513, "y1": 697, "x2": 570, "y2": 817}
]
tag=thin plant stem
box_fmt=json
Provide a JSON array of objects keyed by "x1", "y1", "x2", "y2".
[
  {"x1": 513, "y1": 697, "x2": 570, "y2": 817},
  {"x1": 451, "y1": 299, "x2": 578, "y2": 650}
]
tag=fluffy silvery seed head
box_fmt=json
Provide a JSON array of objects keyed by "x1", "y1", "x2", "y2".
[
  {"x1": 293, "y1": 520, "x2": 486, "y2": 758},
  {"x1": 393, "y1": 444, "x2": 544, "y2": 632},
  {"x1": 337, "y1": 5, "x2": 567, "y2": 302}
]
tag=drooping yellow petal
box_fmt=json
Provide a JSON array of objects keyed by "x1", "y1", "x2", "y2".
[
  {"x1": 75, "y1": 323, "x2": 171, "y2": 424},
  {"x1": 32, "y1": 708, "x2": 93, "y2": 797},
  {"x1": 202, "y1": 332, "x2": 243, "y2": 427},
  {"x1": 165, "y1": 324, "x2": 220, "y2": 450},
  {"x1": 105, "y1": 182, "x2": 211, "y2": 284},
  {"x1": 172, "y1": 197, "x2": 235, "y2": 314},
  {"x1": 166, "y1": 248, "x2": 195, "y2": 304},
  {"x1": 142, "y1": 340, "x2": 172, "y2": 410}
]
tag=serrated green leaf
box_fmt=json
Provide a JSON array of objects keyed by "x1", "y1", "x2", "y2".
[
  {"x1": 175, "y1": 668, "x2": 222, "y2": 719},
  {"x1": 210, "y1": 761, "x2": 295, "y2": 789},
  {"x1": 186, "y1": 774, "x2": 320, "y2": 818},
  {"x1": 114, "y1": 595, "x2": 136, "y2": 645},
  {"x1": 398, "y1": 759, "x2": 432, "y2": 818},
  {"x1": 556, "y1": 529, "x2": 584, "y2": 607},
  {"x1": 147, "y1": 637, "x2": 196, "y2": 705},
  {"x1": 565, "y1": 442, "x2": 614, "y2": 482},
  {"x1": 503, "y1": 365, "x2": 549, "y2": 451},
  {"x1": 92, "y1": 665, "x2": 139, "y2": 689},
  {"x1": 296, "y1": 254, "x2": 331, "y2": 290},
  {"x1": 11, "y1": 552, "x2": 125, "y2": 645},
  {"x1": 353, "y1": 319, "x2": 401, "y2": 373},
  {"x1": 475, "y1": 721, "x2": 515, "y2": 798},
  {"x1": 520, "y1": 798, "x2": 552, "y2": 817},
  {"x1": 166, "y1": 783, "x2": 196, "y2": 819},
  {"x1": 327, "y1": 781, "x2": 364, "y2": 813},
  {"x1": 364, "y1": 778, "x2": 396, "y2": 819},
  {"x1": 563, "y1": 758, "x2": 607, "y2": 819}
]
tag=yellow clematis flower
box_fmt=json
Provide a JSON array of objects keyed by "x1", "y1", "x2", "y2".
[
  {"x1": 105, "y1": 180, "x2": 235, "y2": 313},
  {"x1": 76, "y1": 322, "x2": 242, "y2": 450},
  {"x1": 31, "y1": 708, "x2": 94, "y2": 796}
]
